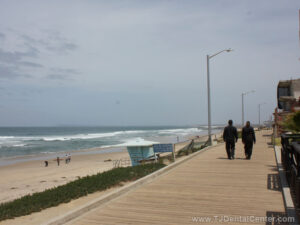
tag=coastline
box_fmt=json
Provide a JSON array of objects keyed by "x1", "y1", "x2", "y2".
[
  {"x1": 0, "y1": 130, "x2": 221, "y2": 205},
  {"x1": 0, "y1": 150, "x2": 129, "y2": 204},
  {"x1": 0, "y1": 131, "x2": 222, "y2": 225},
  {"x1": 0, "y1": 145, "x2": 125, "y2": 167},
  {"x1": 0, "y1": 128, "x2": 220, "y2": 167}
]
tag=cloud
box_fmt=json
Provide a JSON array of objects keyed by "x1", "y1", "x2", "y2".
[
  {"x1": 0, "y1": 30, "x2": 78, "y2": 82},
  {"x1": 21, "y1": 33, "x2": 78, "y2": 54},
  {"x1": 0, "y1": 65, "x2": 31, "y2": 79},
  {"x1": 46, "y1": 74, "x2": 71, "y2": 80},
  {"x1": 0, "y1": 32, "x2": 5, "y2": 40},
  {"x1": 50, "y1": 67, "x2": 80, "y2": 74},
  {"x1": 0, "y1": 49, "x2": 22, "y2": 63},
  {"x1": 19, "y1": 61, "x2": 43, "y2": 68},
  {"x1": 45, "y1": 67, "x2": 79, "y2": 81},
  {"x1": 0, "y1": 47, "x2": 39, "y2": 64},
  {"x1": 0, "y1": 0, "x2": 298, "y2": 126},
  {"x1": 0, "y1": 47, "x2": 43, "y2": 78},
  {"x1": 45, "y1": 42, "x2": 77, "y2": 54}
]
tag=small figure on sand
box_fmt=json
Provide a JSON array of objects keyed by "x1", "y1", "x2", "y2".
[
  {"x1": 242, "y1": 121, "x2": 256, "y2": 160},
  {"x1": 44, "y1": 160, "x2": 48, "y2": 167},
  {"x1": 65, "y1": 153, "x2": 71, "y2": 164},
  {"x1": 223, "y1": 120, "x2": 238, "y2": 160},
  {"x1": 56, "y1": 156, "x2": 60, "y2": 166}
]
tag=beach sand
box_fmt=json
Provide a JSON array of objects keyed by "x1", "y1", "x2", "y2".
[
  {"x1": 0, "y1": 134, "x2": 215, "y2": 225},
  {"x1": 0, "y1": 134, "x2": 216, "y2": 203},
  {"x1": 0, "y1": 182, "x2": 129, "y2": 225},
  {"x1": 0, "y1": 139, "x2": 202, "y2": 203},
  {"x1": 0, "y1": 150, "x2": 129, "y2": 204}
]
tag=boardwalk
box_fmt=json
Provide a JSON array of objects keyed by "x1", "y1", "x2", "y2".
[{"x1": 68, "y1": 130, "x2": 287, "y2": 225}]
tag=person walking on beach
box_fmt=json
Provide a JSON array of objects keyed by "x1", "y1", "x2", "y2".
[
  {"x1": 223, "y1": 120, "x2": 238, "y2": 160},
  {"x1": 242, "y1": 121, "x2": 256, "y2": 160},
  {"x1": 56, "y1": 156, "x2": 60, "y2": 166},
  {"x1": 68, "y1": 153, "x2": 71, "y2": 163}
]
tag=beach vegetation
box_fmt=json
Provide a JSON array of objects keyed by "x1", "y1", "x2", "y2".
[
  {"x1": 176, "y1": 141, "x2": 207, "y2": 156},
  {"x1": 281, "y1": 111, "x2": 300, "y2": 133},
  {"x1": 238, "y1": 130, "x2": 242, "y2": 139},
  {"x1": 0, "y1": 163, "x2": 165, "y2": 221}
]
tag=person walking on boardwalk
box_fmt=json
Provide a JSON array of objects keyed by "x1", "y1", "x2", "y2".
[
  {"x1": 223, "y1": 120, "x2": 238, "y2": 160},
  {"x1": 242, "y1": 121, "x2": 256, "y2": 160}
]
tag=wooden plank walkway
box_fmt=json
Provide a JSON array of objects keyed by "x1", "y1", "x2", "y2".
[{"x1": 68, "y1": 130, "x2": 287, "y2": 225}]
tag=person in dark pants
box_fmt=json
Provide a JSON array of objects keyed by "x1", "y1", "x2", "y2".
[
  {"x1": 242, "y1": 121, "x2": 256, "y2": 160},
  {"x1": 223, "y1": 120, "x2": 238, "y2": 160}
]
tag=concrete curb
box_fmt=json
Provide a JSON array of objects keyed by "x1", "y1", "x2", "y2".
[
  {"x1": 42, "y1": 144, "x2": 220, "y2": 225},
  {"x1": 274, "y1": 146, "x2": 299, "y2": 225}
]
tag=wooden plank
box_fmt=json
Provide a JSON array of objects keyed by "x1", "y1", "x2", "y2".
[{"x1": 69, "y1": 130, "x2": 287, "y2": 225}]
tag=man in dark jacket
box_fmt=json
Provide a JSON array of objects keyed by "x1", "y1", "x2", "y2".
[
  {"x1": 242, "y1": 121, "x2": 256, "y2": 160},
  {"x1": 223, "y1": 120, "x2": 238, "y2": 160}
]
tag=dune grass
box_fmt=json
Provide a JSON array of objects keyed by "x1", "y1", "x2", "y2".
[{"x1": 0, "y1": 163, "x2": 165, "y2": 221}]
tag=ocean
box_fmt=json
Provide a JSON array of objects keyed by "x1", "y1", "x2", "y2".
[{"x1": 0, "y1": 126, "x2": 220, "y2": 160}]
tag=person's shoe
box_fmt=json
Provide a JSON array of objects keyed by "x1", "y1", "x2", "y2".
[{"x1": 232, "y1": 155, "x2": 235, "y2": 159}]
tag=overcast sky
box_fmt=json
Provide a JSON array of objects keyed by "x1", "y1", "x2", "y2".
[{"x1": 0, "y1": 0, "x2": 299, "y2": 126}]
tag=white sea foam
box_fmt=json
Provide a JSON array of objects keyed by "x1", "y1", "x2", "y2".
[
  {"x1": 0, "y1": 136, "x2": 15, "y2": 139},
  {"x1": 199, "y1": 125, "x2": 221, "y2": 129},
  {"x1": 0, "y1": 141, "x2": 26, "y2": 148},
  {"x1": 41, "y1": 130, "x2": 146, "y2": 142},
  {"x1": 158, "y1": 128, "x2": 201, "y2": 135},
  {"x1": 0, "y1": 130, "x2": 147, "y2": 144},
  {"x1": 12, "y1": 144, "x2": 26, "y2": 147},
  {"x1": 116, "y1": 137, "x2": 158, "y2": 147},
  {"x1": 0, "y1": 127, "x2": 202, "y2": 148}
]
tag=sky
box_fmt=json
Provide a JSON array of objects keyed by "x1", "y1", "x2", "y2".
[{"x1": 0, "y1": 0, "x2": 299, "y2": 127}]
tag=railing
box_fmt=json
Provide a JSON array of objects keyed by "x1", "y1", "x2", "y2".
[
  {"x1": 281, "y1": 133, "x2": 300, "y2": 207},
  {"x1": 112, "y1": 155, "x2": 159, "y2": 168}
]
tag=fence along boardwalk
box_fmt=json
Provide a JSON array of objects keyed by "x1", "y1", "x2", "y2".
[{"x1": 68, "y1": 130, "x2": 286, "y2": 225}]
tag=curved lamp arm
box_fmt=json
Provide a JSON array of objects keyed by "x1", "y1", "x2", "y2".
[{"x1": 209, "y1": 48, "x2": 233, "y2": 59}]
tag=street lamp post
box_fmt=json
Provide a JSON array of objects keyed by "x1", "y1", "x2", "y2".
[
  {"x1": 258, "y1": 103, "x2": 266, "y2": 126},
  {"x1": 206, "y1": 48, "x2": 233, "y2": 145},
  {"x1": 241, "y1": 90, "x2": 255, "y2": 126}
]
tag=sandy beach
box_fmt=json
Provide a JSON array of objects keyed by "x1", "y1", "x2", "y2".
[
  {"x1": 0, "y1": 133, "x2": 217, "y2": 205},
  {"x1": 0, "y1": 149, "x2": 129, "y2": 204},
  {"x1": 0, "y1": 133, "x2": 216, "y2": 225}
]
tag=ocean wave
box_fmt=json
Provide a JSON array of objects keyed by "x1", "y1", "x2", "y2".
[
  {"x1": 12, "y1": 144, "x2": 27, "y2": 147},
  {"x1": 41, "y1": 130, "x2": 147, "y2": 142},
  {"x1": 0, "y1": 127, "x2": 202, "y2": 146},
  {"x1": 116, "y1": 138, "x2": 158, "y2": 147},
  {"x1": 199, "y1": 125, "x2": 222, "y2": 129},
  {"x1": 158, "y1": 128, "x2": 201, "y2": 135},
  {"x1": 0, "y1": 142, "x2": 27, "y2": 148},
  {"x1": 0, "y1": 136, "x2": 16, "y2": 139},
  {"x1": 0, "y1": 130, "x2": 147, "y2": 143}
]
